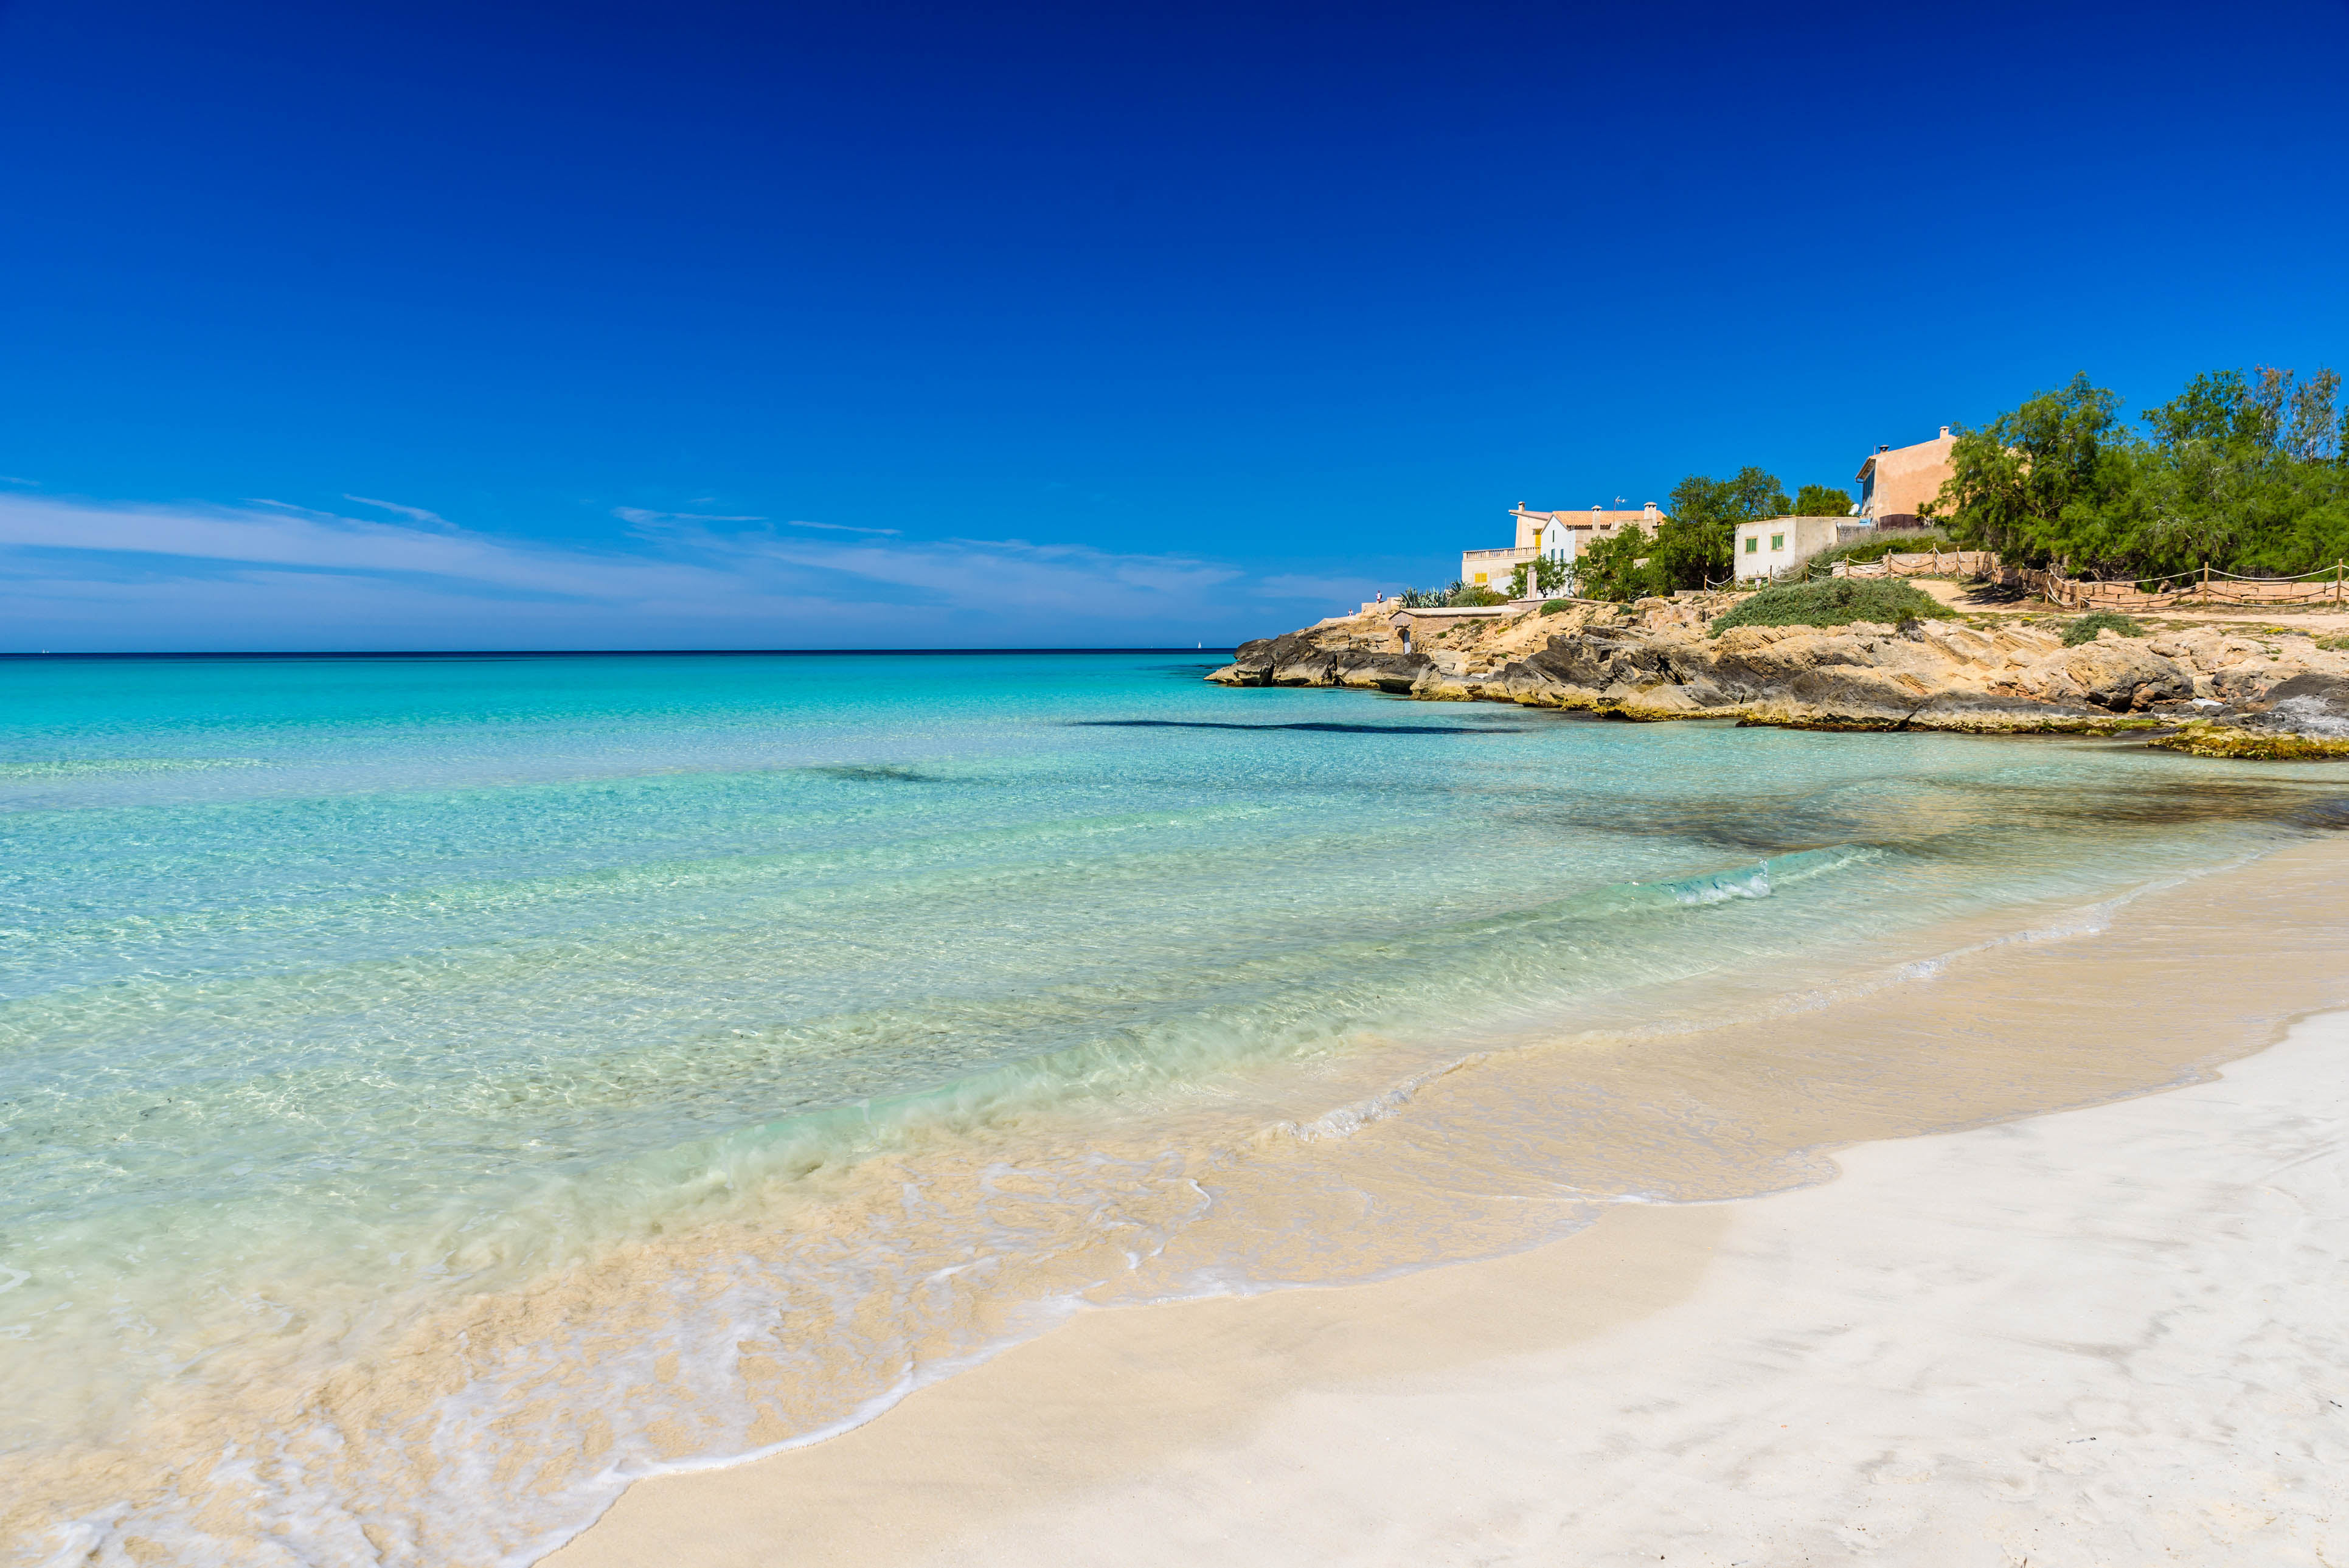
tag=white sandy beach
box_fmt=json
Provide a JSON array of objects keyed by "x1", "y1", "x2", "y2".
[{"x1": 553, "y1": 1007, "x2": 2349, "y2": 1567}]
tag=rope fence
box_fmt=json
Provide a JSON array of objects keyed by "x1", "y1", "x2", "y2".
[
  {"x1": 1828, "y1": 549, "x2": 1998, "y2": 582},
  {"x1": 1662, "y1": 555, "x2": 2349, "y2": 609},
  {"x1": 1998, "y1": 559, "x2": 2349, "y2": 609},
  {"x1": 1827, "y1": 551, "x2": 2349, "y2": 609}
]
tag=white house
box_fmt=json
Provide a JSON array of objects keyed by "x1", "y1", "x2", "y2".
[
  {"x1": 1732, "y1": 515, "x2": 1896, "y2": 580},
  {"x1": 1460, "y1": 502, "x2": 1662, "y2": 596},
  {"x1": 1733, "y1": 516, "x2": 1841, "y2": 580}
]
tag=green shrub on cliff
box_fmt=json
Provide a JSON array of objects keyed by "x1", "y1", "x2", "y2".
[
  {"x1": 1708, "y1": 578, "x2": 1954, "y2": 636},
  {"x1": 2061, "y1": 610, "x2": 2147, "y2": 645}
]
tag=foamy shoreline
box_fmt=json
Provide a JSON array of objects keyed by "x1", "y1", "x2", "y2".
[{"x1": 551, "y1": 844, "x2": 2349, "y2": 1567}]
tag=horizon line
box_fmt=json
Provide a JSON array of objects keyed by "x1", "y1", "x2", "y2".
[{"x1": 0, "y1": 647, "x2": 1241, "y2": 661}]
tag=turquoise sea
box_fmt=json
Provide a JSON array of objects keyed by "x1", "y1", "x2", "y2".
[{"x1": 4, "y1": 651, "x2": 2345, "y2": 1566}]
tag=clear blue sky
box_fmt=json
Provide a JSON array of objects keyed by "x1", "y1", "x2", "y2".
[{"x1": 3, "y1": 0, "x2": 2345, "y2": 650}]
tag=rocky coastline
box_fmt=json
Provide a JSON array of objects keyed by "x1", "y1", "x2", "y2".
[{"x1": 1206, "y1": 592, "x2": 2349, "y2": 759}]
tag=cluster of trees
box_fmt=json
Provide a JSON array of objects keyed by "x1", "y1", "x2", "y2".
[
  {"x1": 1577, "y1": 468, "x2": 1814, "y2": 600},
  {"x1": 1931, "y1": 367, "x2": 2349, "y2": 581},
  {"x1": 1794, "y1": 484, "x2": 1855, "y2": 517}
]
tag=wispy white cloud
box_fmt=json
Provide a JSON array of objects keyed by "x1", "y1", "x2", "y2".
[
  {"x1": 611, "y1": 506, "x2": 768, "y2": 526},
  {"x1": 344, "y1": 494, "x2": 451, "y2": 527},
  {"x1": 775, "y1": 518, "x2": 901, "y2": 536},
  {"x1": 1, "y1": 496, "x2": 699, "y2": 600},
  {"x1": 0, "y1": 491, "x2": 1322, "y2": 650},
  {"x1": 0, "y1": 476, "x2": 36, "y2": 487},
  {"x1": 612, "y1": 506, "x2": 900, "y2": 538}
]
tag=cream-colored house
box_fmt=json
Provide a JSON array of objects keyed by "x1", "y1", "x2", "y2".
[{"x1": 1459, "y1": 502, "x2": 1662, "y2": 595}]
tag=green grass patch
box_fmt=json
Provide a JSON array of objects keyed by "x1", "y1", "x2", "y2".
[
  {"x1": 2061, "y1": 609, "x2": 2146, "y2": 645},
  {"x1": 1709, "y1": 578, "x2": 1954, "y2": 636},
  {"x1": 1539, "y1": 599, "x2": 1570, "y2": 616}
]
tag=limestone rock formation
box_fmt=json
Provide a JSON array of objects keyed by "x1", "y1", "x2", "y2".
[
  {"x1": 1216, "y1": 634, "x2": 1429, "y2": 693},
  {"x1": 1204, "y1": 594, "x2": 2349, "y2": 757}
]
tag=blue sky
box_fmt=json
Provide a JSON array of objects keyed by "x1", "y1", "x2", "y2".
[{"x1": 2, "y1": 0, "x2": 2345, "y2": 650}]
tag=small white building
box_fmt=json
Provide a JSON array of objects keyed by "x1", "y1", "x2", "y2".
[{"x1": 1731, "y1": 516, "x2": 1862, "y2": 580}]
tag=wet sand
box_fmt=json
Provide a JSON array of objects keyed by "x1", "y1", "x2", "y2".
[{"x1": 549, "y1": 835, "x2": 2349, "y2": 1567}]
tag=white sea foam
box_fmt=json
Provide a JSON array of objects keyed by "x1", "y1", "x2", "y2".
[{"x1": 1270, "y1": 1052, "x2": 1490, "y2": 1142}]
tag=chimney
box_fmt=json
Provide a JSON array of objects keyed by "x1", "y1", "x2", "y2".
[
  {"x1": 1878, "y1": 444, "x2": 1890, "y2": 453},
  {"x1": 1939, "y1": 425, "x2": 1951, "y2": 438}
]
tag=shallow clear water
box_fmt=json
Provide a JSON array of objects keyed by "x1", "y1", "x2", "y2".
[{"x1": 4, "y1": 652, "x2": 2344, "y2": 1565}]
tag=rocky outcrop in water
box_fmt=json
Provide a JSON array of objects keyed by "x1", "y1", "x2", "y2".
[
  {"x1": 1217, "y1": 632, "x2": 1432, "y2": 693},
  {"x1": 1208, "y1": 597, "x2": 2349, "y2": 758}
]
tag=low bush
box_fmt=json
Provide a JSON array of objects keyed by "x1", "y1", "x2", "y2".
[
  {"x1": 1539, "y1": 598, "x2": 1571, "y2": 616},
  {"x1": 2061, "y1": 609, "x2": 2146, "y2": 645},
  {"x1": 1393, "y1": 583, "x2": 1508, "y2": 609},
  {"x1": 1709, "y1": 578, "x2": 1954, "y2": 636}
]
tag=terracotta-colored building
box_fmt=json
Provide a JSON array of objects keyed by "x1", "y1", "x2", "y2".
[
  {"x1": 1459, "y1": 502, "x2": 1663, "y2": 594},
  {"x1": 1856, "y1": 427, "x2": 1957, "y2": 529}
]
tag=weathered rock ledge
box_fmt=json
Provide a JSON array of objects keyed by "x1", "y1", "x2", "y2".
[{"x1": 1207, "y1": 595, "x2": 2349, "y2": 758}]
